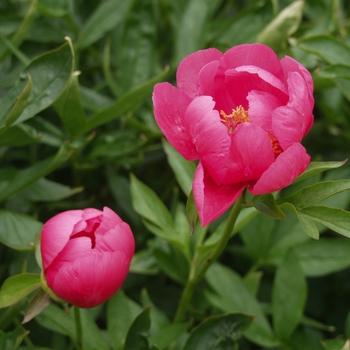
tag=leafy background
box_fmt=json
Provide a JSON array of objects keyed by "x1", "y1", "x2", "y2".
[{"x1": 1, "y1": 0, "x2": 350, "y2": 349}]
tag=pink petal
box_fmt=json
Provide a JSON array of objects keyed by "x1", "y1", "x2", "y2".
[
  {"x1": 176, "y1": 48, "x2": 223, "y2": 98},
  {"x1": 223, "y1": 123, "x2": 275, "y2": 184},
  {"x1": 193, "y1": 163, "x2": 246, "y2": 227},
  {"x1": 220, "y1": 44, "x2": 285, "y2": 81},
  {"x1": 250, "y1": 143, "x2": 310, "y2": 194},
  {"x1": 197, "y1": 60, "x2": 220, "y2": 97},
  {"x1": 184, "y1": 96, "x2": 230, "y2": 184},
  {"x1": 272, "y1": 71, "x2": 314, "y2": 150},
  {"x1": 247, "y1": 90, "x2": 283, "y2": 133},
  {"x1": 41, "y1": 210, "x2": 83, "y2": 269},
  {"x1": 153, "y1": 83, "x2": 198, "y2": 160},
  {"x1": 49, "y1": 251, "x2": 131, "y2": 308},
  {"x1": 224, "y1": 67, "x2": 288, "y2": 110}
]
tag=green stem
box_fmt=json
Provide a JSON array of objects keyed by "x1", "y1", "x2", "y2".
[
  {"x1": 173, "y1": 195, "x2": 243, "y2": 323},
  {"x1": 74, "y1": 306, "x2": 83, "y2": 350}
]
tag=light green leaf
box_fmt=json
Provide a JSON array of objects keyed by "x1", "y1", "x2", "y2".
[
  {"x1": 280, "y1": 180, "x2": 350, "y2": 210},
  {"x1": 205, "y1": 263, "x2": 278, "y2": 347},
  {"x1": 297, "y1": 35, "x2": 350, "y2": 66},
  {"x1": 107, "y1": 290, "x2": 143, "y2": 350},
  {"x1": 162, "y1": 140, "x2": 195, "y2": 197},
  {"x1": 149, "y1": 323, "x2": 189, "y2": 350},
  {"x1": 257, "y1": 0, "x2": 304, "y2": 51},
  {"x1": 253, "y1": 193, "x2": 285, "y2": 220},
  {"x1": 301, "y1": 206, "x2": 350, "y2": 238},
  {"x1": 295, "y1": 238, "x2": 350, "y2": 277},
  {"x1": 0, "y1": 210, "x2": 42, "y2": 250},
  {"x1": 130, "y1": 249, "x2": 159, "y2": 275},
  {"x1": 294, "y1": 160, "x2": 347, "y2": 183},
  {"x1": 182, "y1": 313, "x2": 253, "y2": 350},
  {"x1": 84, "y1": 67, "x2": 169, "y2": 132},
  {"x1": 77, "y1": 0, "x2": 133, "y2": 49},
  {"x1": 54, "y1": 71, "x2": 87, "y2": 140},
  {"x1": 0, "y1": 123, "x2": 41, "y2": 147},
  {"x1": 272, "y1": 251, "x2": 307, "y2": 341},
  {"x1": 0, "y1": 274, "x2": 41, "y2": 308},
  {"x1": 280, "y1": 202, "x2": 319, "y2": 239},
  {"x1": 186, "y1": 191, "x2": 198, "y2": 235}
]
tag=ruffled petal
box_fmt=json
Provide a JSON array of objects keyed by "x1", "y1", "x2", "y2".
[
  {"x1": 153, "y1": 83, "x2": 198, "y2": 160},
  {"x1": 247, "y1": 90, "x2": 283, "y2": 132},
  {"x1": 272, "y1": 71, "x2": 314, "y2": 150},
  {"x1": 176, "y1": 48, "x2": 223, "y2": 98},
  {"x1": 250, "y1": 143, "x2": 310, "y2": 194},
  {"x1": 184, "y1": 96, "x2": 230, "y2": 184},
  {"x1": 220, "y1": 44, "x2": 285, "y2": 81},
  {"x1": 41, "y1": 210, "x2": 83, "y2": 269},
  {"x1": 223, "y1": 123, "x2": 275, "y2": 184},
  {"x1": 193, "y1": 163, "x2": 246, "y2": 227}
]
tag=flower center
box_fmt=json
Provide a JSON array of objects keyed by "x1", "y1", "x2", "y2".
[
  {"x1": 220, "y1": 105, "x2": 283, "y2": 158},
  {"x1": 220, "y1": 106, "x2": 251, "y2": 133}
]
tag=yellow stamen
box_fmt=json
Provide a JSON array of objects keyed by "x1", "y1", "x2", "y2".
[{"x1": 220, "y1": 106, "x2": 251, "y2": 133}]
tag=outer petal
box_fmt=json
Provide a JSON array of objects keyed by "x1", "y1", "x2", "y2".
[
  {"x1": 41, "y1": 210, "x2": 83, "y2": 268},
  {"x1": 153, "y1": 83, "x2": 198, "y2": 160},
  {"x1": 272, "y1": 71, "x2": 314, "y2": 150},
  {"x1": 197, "y1": 60, "x2": 220, "y2": 97},
  {"x1": 184, "y1": 96, "x2": 230, "y2": 184},
  {"x1": 193, "y1": 163, "x2": 246, "y2": 227},
  {"x1": 250, "y1": 143, "x2": 310, "y2": 194},
  {"x1": 220, "y1": 44, "x2": 285, "y2": 81},
  {"x1": 176, "y1": 48, "x2": 223, "y2": 98},
  {"x1": 49, "y1": 251, "x2": 131, "y2": 308},
  {"x1": 223, "y1": 123, "x2": 275, "y2": 184}
]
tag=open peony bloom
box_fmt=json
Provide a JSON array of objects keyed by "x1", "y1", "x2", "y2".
[
  {"x1": 153, "y1": 44, "x2": 314, "y2": 226},
  {"x1": 40, "y1": 207, "x2": 135, "y2": 308}
]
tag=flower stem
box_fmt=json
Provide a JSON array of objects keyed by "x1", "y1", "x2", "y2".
[
  {"x1": 173, "y1": 195, "x2": 243, "y2": 323},
  {"x1": 74, "y1": 306, "x2": 83, "y2": 350}
]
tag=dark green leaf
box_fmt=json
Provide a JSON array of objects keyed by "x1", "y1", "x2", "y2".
[
  {"x1": 130, "y1": 249, "x2": 160, "y2": 275},
  {"x1": 272, "y1": 251, "x2": 307, "y2": 341},
  {"x1": 0, "y1": 210, "x2": 42, "y2": 250},
  {"x1": 149, "y1": 322, "x2": 189, "y2": 350},
  {"x1": 0, "y1": 326, "x2": 29, "y2": 350},
  {"x1": 182, "y1": 313, "x2": 254, "y2": 350},
  {"x1": 77, "y1": 0, "x2": 133, "y2": 49},
  {"x1": 253, "y1": 194, "x2": 285, "y2": 220},
  {"x1": 0, "y1": 123, "x2": 41, "y2": 146},
  {"x1": 0, "y1": 274, "x2": 41, "y2": 308}
]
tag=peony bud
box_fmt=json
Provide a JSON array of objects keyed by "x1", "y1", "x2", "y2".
[{"x1": 40, "y1": 207, "x2": 134, "y2": 308}]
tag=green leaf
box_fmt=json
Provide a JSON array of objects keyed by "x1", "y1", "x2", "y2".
[
  {"x1": 0, "y1": 75, "x2": 33, "y2": 133},
  {"x1": 0, "y1": 123, "x2": 41, "y2": 146},
  {"x1": 36, "y1": 304, "x2": 109, "y2": 350},
  {"x1": 294, "y1": 161, "x2": 347, "y2": 183},
  {"x1": 162, "y1": 140, "x2": 195, "y2": 197},
  {"x1": 272, "y1": 250, "x2": 307, "y2": 341},
  {"x1": 84, "y1": 67, "x2": 169, "y2": 132},
  {"x1": 205, "y1": 263, "x2": 278, "y2": 347},
  {"x1": 54, "y1": 71, "x2": 87, "y2": 140},
  {"x1": 149, "y1": 323, "x2": 189, "y2": 350},
  {"x1": 0, "y1": 142, "x2": 75, "y2": 202},
  {"x1": 280, "y1": 203, "x2": 319, "y2": 240},
  {"x1": 294, "y1": 238, "x2": 350, "y2": 277},
  {"x1": 253, "y1": 193, "x2": 286, "y2": 220},
  {"x1": 22, "y1": 288, "x2": 51, "y2": 324},
  {"x1": 0, "y1": 274, "x2": 41, "y2": 308},
  {"x1": 107, "y1": 290, "x2": 143, "y2": 350},
  {"x1": 280, "y1": 180, "x2": 350, "y2": 209},
  {"x1": 0, "y1": 326, "x2": 29, "y2": 350},
  {"x1": 182, "y1": 313, "x2": 254, "y2": 350},
  {"x1": 186, "y1": 191, "x2": 198, "y2": 235},
  {"x1": 321, "y1": 338, "x2": 349, "y2": 350},
  {"x1": 301, "y1": 206, "x2": 350, "y2": 238},
  {"x1": 37, "y1": 0, "x2": 69, "y2": 17},
  {"x1": 11, "y1": 39, "x2": 73, "y2": 126},
  {"x1": 130, "y1": 249, "x2": 159, "y2": 275},
  {"x1": 257, "y1": 0, "x2": 304, "y2": 51},
  {"x1": 77, "y1": 0, "x2": 133, "y2": 49},
  {"x1": 0, "y1": 210, "x2": 42, "y2": 250},
  {"x1": 297, "y1": 35, "x2": 350, "y2": 66},
  {"x1": 16, "y1": 177, "x2": 83, "y2": 202},
  {"x1": 124, "y1": 307, "x2": 153, "y2": 350}
]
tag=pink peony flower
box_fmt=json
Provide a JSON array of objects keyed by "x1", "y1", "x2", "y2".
[
  {"x1": 40, "y1": 207, "x2": 135, "y2": 308},
  {"x1": 153, "y1": 44, "x2": 314, "y2": 226}
]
